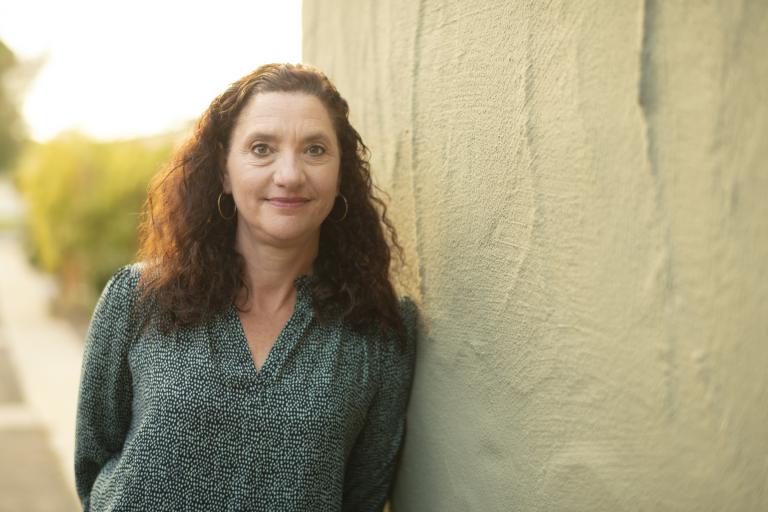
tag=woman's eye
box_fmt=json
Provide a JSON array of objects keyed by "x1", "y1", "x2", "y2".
[
  {"x1": 307, "y1": 144, "x2": 326, "y2": 156},
  {"x1": 251, "y1": 143, "x2": 270, "y2": 155}
]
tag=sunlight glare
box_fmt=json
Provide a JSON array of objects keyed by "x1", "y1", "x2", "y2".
[{"x1": 0, "y1": 0, "x2": 302, "y2": 141}]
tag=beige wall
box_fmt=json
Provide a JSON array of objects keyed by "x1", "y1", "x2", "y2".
[{"x1": 303, "y1": 1, "x2": 768, "y2": 510}]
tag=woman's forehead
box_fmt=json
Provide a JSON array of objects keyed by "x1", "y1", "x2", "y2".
[
  {"x1": 239, "y1": 92, "x2": 332, "y2": 124},
  {"x1": 231, "y1": 92, "x2": 336, "y2": 139}
]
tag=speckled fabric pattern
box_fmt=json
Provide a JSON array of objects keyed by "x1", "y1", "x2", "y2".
[{"x1": 75, "y1": 265, "x2": 417, "y2": 512}]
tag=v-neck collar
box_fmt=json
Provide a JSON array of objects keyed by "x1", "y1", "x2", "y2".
[{"x1": 214, "y1": 275, "x2": 315, "y2": 390}]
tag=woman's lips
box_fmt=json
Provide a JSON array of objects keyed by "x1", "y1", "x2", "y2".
[{"x1": 266, "y1": 197, "x2": 310, "y2": 208}]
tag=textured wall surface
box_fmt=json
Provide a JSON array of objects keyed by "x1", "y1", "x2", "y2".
[{"x1": 303, "y1": 1, "x2": 768, "y2": 510}]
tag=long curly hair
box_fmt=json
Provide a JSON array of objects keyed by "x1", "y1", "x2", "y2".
[{"x1": 136, "y1": 63, "x2": 406, "y2": 345}]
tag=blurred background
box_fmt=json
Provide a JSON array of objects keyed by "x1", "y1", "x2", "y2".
[
  {"x1": 0, "y1": 1, "x2": 300, "y2": 509},
  {"x1": 2, "y1": 1, "x2": 768, "y2": 512}
]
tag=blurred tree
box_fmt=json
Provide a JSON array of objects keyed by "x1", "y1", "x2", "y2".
[
  {"x1": 0, "y1": 39, "x2": 27, "y2": 173},
  {"x1": 15, "y1": 132, "x2": 176, "y2": 319}
]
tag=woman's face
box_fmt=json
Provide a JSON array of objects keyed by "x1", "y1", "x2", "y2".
[{"x1": 223, "y1": 92, "x2": 341, "y2": 248}]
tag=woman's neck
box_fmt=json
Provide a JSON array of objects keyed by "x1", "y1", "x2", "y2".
[{"x1": 234, "y1": 231, "x2": 318, "y2": 313}]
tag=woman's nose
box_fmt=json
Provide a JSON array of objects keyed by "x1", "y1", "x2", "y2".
[{"x1": 272, "y1": 153, "x2": 305, "y2": 187}]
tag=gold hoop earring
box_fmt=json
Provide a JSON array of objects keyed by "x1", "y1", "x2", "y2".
[
  {"x1": 217, "y1": 192, "x2": 237, "y2": 220},
  {"x1": 331, "y1": 194, "x2": 348, "y2": 222}
]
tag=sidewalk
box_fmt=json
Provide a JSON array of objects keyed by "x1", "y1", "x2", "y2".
[{"x1": 0, "y1": 232, "x2": 82, "y2": 511}]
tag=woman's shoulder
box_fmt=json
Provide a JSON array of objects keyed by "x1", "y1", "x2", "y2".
[
  {"x1": 102, "y1": 263, "x2": 143, "y2": 296},
  {"x1": 92, "y1": 263, "x2": 148, "y2": 316},
  {"x1": 370, "y1": 296, "x2": 418, "y2": 372},
  {"x1": 341, "y1": 297, "x2": 417, "y2": 358},
  {"x1": 365, "y1": 296, "x2": 418, "y2": 394},
  {"x1": 84, "y1": 264, "x2": 148, "y2": 355}
]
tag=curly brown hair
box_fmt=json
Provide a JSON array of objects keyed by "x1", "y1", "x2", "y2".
[{"x1": 136, "y1": 63, "x2": 406, "y2": 345}]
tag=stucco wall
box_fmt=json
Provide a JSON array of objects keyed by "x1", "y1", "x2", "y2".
[{"x1": 303, "y1": 1, "x2": 768, "y2": 510}]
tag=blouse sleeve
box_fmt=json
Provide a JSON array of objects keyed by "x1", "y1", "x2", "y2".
[
  {"x1": 343, "y1": 298, "x2": 418, "y2": 512},
  {"x1": 74, "y1": 266, "x2": 138, "y2": 510}
]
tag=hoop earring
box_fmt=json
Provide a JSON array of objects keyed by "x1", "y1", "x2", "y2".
[
  {"x1": 217, "y1": 192, "x2": 237, "y2": 220},
  {"x1": 330, "y1": 194, "x2": 348, "y2": 222}
]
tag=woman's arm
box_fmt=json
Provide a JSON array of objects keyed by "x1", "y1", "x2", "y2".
[
  {"x1": 343, "y1": 298, "x2": 418, "y2": 512},
  {"x1": 74, "y1": 266, "x2": 138, "y2": 510}
]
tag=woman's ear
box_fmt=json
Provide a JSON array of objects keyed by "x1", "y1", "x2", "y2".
[
  {"x1": 219, "y1": 143, "x2": 232, "y2": 193},
  {"x1": 221, "y1": 170, "x2": 232, "y2": 194}
]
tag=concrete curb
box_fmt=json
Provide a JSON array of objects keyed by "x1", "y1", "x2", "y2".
[{"x1": 0, "y1": 235, "x2": 83, "y2": 503}]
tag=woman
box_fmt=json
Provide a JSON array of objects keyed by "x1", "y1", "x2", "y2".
[{"x1": 75, "y1": 63, "x2": 417, "y2": 512}]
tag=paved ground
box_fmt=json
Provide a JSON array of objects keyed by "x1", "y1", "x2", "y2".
[{"x1": 0, "y1": 232, "x2": 81, "y2": 511}]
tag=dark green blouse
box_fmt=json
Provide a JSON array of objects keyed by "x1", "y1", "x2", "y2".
[{"x1": 75, "y1": 265, "x2": 417, "y2": 511}]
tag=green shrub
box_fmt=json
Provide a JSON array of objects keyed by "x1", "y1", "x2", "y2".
[{"x1": 14, "y1": 131, "x2": 176, "y2": 315}]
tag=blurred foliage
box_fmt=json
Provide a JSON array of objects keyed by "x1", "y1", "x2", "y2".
[
  {"x1": 14, "y1": 132, "x2": 175, "y2": 316},
  {"x1": 0, "y1": 39, "x2": 27, "y2": 173}
]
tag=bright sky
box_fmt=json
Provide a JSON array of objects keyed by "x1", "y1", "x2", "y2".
[{"x1": 0, "y1": 0, "x2": 302, "y2": 142}]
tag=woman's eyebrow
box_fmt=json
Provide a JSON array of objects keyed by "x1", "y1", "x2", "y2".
[
  {"x1": 243, "y1": 131, "x2": 332, "y2": 143},
  {"x1": 301, "y1": 132, "x2": 333, "y2": 143},
  {"x1": 244, "y1": 131, "x2": 279, "y2": 142}
]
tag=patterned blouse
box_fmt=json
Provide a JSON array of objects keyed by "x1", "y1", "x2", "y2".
[{"x1": 74, "y1": 265, "x2": 417, "y2": 511}]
